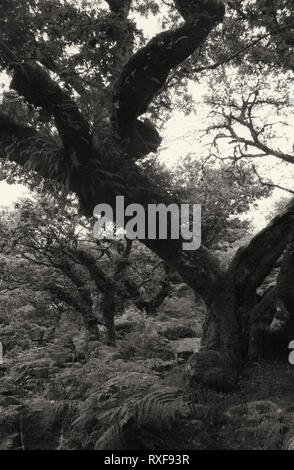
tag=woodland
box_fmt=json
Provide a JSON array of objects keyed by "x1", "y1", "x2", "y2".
[{"x1": 0, "y1": 0, "x2": 294, "y2": 450}]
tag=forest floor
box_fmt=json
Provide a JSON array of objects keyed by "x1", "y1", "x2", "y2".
[
  {"x1": 183, "y1": 360, "x2": 294, "y2": 450},
  {"x1": 1, "y1": 284, "x2": 294, "y2": 450}
]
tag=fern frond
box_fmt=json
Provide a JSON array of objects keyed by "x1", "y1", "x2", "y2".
[
  {"x1": 94, "y1": 385, "x2": 188, "y2": 449},
  {"x1": 0, "y1": 433, "x2": 18, "y2": 450}
]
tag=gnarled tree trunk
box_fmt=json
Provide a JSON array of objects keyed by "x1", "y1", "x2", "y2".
[{"x1": 187, "y1": 213, "x2": 294, "y2": 391}]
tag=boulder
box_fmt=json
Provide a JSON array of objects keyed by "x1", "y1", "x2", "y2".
[
  {"x1": 169, "y1": 337, "x2": 201, "y2": 360},
  {"x1": 161, "y1": 325, "x2": 196, "y2": 340}
]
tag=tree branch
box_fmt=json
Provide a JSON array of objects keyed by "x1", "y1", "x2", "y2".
[
  {"x1": 252, "y1": 164, "x2": 294, "y2": 196},
  {"x1": 113, "y1": 0, "x2": 225, "y2": 158},
  {"x1": 193, "y1": 32, "x2": 271, "y2": 73},
  {"x1": 276, "y1": 241, "x2": 294, "y2": 309},
  {"x1": 0, "y1": 112, "x2": 64, "y2": 181},
  {"x1": 74, "y1": 248, "x2": 116, "y2": 294},
  {"x1": 105, "y1": 0, "x2": 132, "y2": 17},
  {"x1": 10, "y1": 63, "x2": 93, "y2": 159},
  {"x1": 231, "y1": 205, "x2": 294, "y2": 298}
]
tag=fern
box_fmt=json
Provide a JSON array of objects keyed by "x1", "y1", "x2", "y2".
[
  {"x1": 71, "y1": 369, "x2": 191, "y2": 450},
  {"x1": 0, "y1": 433, "x2": 18, "y2": 450},
  {"x1": 94, "y1": 385, "x2": 187, "y2": 449}
]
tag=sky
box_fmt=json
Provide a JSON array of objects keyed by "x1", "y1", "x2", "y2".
[
  {"x1": 0, "y1": 6, "x2": 293, "y2": 233},
  {"x1": 0, "y1": 182, "x2": 30, "y2": 207}
]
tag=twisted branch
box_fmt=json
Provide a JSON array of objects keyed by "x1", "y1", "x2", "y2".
[{"x1": 113, "y1": 0, "x2": 225, "y2": 158}]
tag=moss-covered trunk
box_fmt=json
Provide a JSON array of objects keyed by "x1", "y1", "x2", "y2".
[{"x1": 189, "y1": 238, "x2": 294, "y2": 392}]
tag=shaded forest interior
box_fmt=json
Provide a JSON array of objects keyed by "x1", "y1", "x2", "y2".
[{"x1": 0, "y1": 0, "x2": 294, "y2": 450}]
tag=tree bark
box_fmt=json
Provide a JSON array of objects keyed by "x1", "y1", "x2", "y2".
[
  {"x1": 47, "y1": 282, "x2": 100, "y2": 340},
  {"x1": 187, "y1": 209, "x2": 294, "y2": 390},
  {"x1": 101, "y1": 288, "x2": 119, "y2": 345},
  {"x1": 248, "y1": 240, "x2": 294, "y2": 361}
]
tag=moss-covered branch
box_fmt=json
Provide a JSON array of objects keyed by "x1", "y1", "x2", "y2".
[{"x1": 113, "y1": 0, "x2": 225, "y2": 158}]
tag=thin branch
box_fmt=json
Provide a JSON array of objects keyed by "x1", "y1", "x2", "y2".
[
  {"x1": 252, "y1": 164, "x2": 294, "y2": 195},
  {"x1": 193, "y1": 33, "x2": 271, "y2": 74}
]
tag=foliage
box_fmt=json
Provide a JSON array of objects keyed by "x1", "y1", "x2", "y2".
[{"x1": 69, "y1": 369, "x2": 190, "y2": 450}]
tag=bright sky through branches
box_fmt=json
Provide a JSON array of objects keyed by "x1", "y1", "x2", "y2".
[{"x1": 0, "y1": 3, "x2": 293, "y2": 233}]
